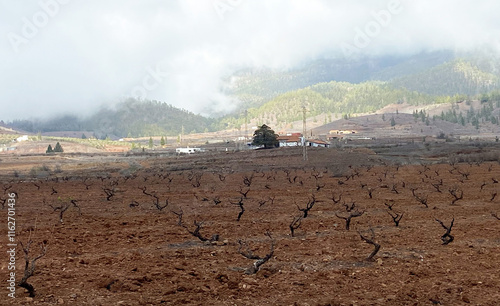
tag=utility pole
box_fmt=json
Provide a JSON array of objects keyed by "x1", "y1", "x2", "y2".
[
  {"x1": 181, "y1": 125, "x2": 184, "y2": 146},
  {"x1": 244, "y1": 109, "x2": 248, "y2": 142},
  {"x1": 302, "y1": 97, "x2": 308, "y2": 161}
]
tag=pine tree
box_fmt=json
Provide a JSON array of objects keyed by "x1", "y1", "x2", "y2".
[
  {"x1": 54, "y1": 142, "x2": 64, "y2": 153},
  {"x1": 252, "y1": 124, "x2": 279, "y2": 149},
  {"x1": 46, "y1": 145, "x2": 54, "y2": 154},
  {"x1": 420, "y1": 111, "x2": 426, "y2": 122},
  {"x1": 390, "y1": 117, "x2": 396, "y2": 127},
  {"x1": 160, "y1": 136, "x2": 165, "y2": 147},
  {"x1": 149, "y1": 137, "x2": 153, "y2": 149}
]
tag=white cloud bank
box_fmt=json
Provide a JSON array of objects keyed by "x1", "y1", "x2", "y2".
[{"x1": 0, "y1": 0, "x2": 499, "y2": 120}]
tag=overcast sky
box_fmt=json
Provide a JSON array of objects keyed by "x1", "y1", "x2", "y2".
[{"x1": 1, "y1": 0, "x2": 499, "y2": 121}]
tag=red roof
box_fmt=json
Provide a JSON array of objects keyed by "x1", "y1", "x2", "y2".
[
  {"x1": 278, "y1": 135, "x2": 301, "y2": 142},
  {"x1": 309, "y1": 139, "x2": 329, "y2": 145}
]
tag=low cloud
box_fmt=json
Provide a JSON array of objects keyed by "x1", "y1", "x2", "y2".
[{"x1": 0, "y1": 0, "x2": 499, "y2": 121}]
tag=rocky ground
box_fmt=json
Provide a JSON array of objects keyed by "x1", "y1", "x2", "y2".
[{"x1": 1, "y1": 146, "x2": 500, "y2": 305}]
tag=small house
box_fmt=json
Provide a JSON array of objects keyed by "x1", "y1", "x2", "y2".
[
  {"x1": 307, "y1": 139, "x2": 330, "y2": 148},
  {"x1": 278, "y1": 133, "x2": 302, "y2": 147},
  {"x1": 176, "y1": 147, "x2": 204, "y2": 154}
]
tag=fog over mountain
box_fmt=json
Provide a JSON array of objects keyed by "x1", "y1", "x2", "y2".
[{"x1": 1, "y1": 0, "x2": 499, "y2": 121}]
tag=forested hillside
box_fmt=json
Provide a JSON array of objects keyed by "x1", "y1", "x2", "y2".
[
  {"x1": 227, "y1": 51, "x2": 455, "y2": 111},
  {"x1": 390, "y1": 59, "x2": 500, "y2": 96},
  {"x1": 10, "y1": 99, "x2": 214, "y2": 138},
  {"x1": 7, "y1": 51, "x2": 500, "y2": 137},
  {"x1": 436, "y1": 91, "x2": 500, "y2": 128},
  {"x1": 218, "y1": 81, "x2": 438, "y2": 130},
  {"x1": 86, "y1": 99, "x2": 214, "y2": 138}
]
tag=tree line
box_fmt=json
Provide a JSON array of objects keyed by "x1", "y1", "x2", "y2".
[{"x1": 9, "y1": 99, "x2": 214, "y2": 139}]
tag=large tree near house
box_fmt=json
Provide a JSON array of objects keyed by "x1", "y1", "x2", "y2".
[{"x1": 252, "y1": 124, "x2": 279, "y2": 149}]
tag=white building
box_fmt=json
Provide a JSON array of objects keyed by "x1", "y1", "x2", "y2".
[
  {"x1": 176, "y1": 147, "x2": 204, "y2": 154},
  {"x1": 307, "y1": 139, "x2": 331, "y2": 148},
  {"x1": 277, "y1": 133, "x2": 302, "y2": 147},
  {"x1": 15, "y1": 135, "x2": 29, "y2": 142}
]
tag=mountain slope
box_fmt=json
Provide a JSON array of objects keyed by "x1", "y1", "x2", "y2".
[
  {"x1": 86, "y1": 99, "x2": 214, "y2": 138},
  {"x1": 217, "y1": 81, "x2": 438, "y2": 131},
  {"x1": 226, "y1": 51, "x2": 455, "y2": 112},
  {"x1": 9, "y1": 99, "x2": 214, "y2": 138},
  {"x1": 7, "y1": 50, "x2": 500, "y2": 137},
  {"x1": 389, "y1": 59, "x2": 500, "y2": 96},
  {"x1": 225, "y1": 51, "x2": 500, "y2": 117}
]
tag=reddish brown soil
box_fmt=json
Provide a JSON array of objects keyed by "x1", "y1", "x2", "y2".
[{"x1": 1, "y1": 148, "x2": 500, "y2": 305}]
